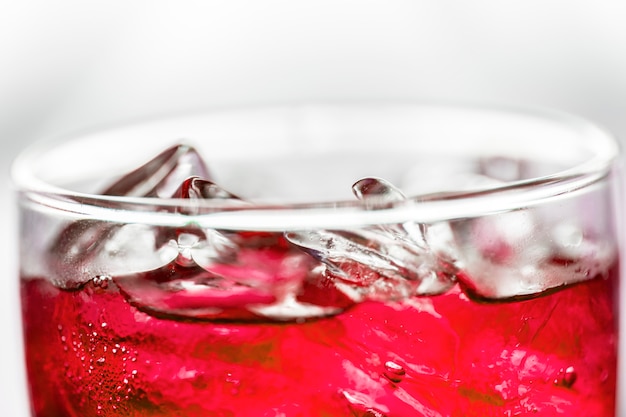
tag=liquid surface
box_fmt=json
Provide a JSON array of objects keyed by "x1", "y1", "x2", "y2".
[{"x1": 22, "y1": 263, "x2": 618, "y2": 417}]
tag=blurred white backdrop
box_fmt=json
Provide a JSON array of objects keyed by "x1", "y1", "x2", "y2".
[{"x1": 3, "y1": 1, "x2": 626, "y2": 415}]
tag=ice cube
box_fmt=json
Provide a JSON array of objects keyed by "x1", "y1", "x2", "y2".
[
  {"x1": 113, "y1": 233, "x2": 340, "y2": 321},
  {"x1": 171, "y1": 176, "x2": 248, "y2": 217},
  {"x1": 48, "y1": 221, "x2": 180, "y2": 288},
  {"x1": 113, "y1": 261, "x2": 279, "y2": 321},
  {"x1": 48, "y1": 144, "x2": 215, "y2": 288},
  {"x1": 352, "y1": 177, "x2": 407, "y2": 203},
  {"x1": 164, "y1": 176, "x2": 244, "y2": 269},
  {"x1": 103, "y1": 144, "x2": 211, "y2": 198},
  {"x1": 452, "y1": 213, "x2": 615, "y2": 300},
  {"x1": 47, "y1": 140, "x2": 350, "y2": 320},
  {"x1": 102, "y1": 172, "x2": 265, "y2": 320},
  {"x1": 115, "y1": 161, "x2": 343, "y2": 319},
  {"x1": 286, "y1": 178, "x2": 458, "y2": 301},
  {"x1": 352, "y1": 177, "x2": 428, "y2": 248},
  {"x1": 173, "y1": 176, "x2": 241, "y2": 200}
]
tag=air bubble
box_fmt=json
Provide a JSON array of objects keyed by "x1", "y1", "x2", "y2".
[
  {"x1": 554, "y1": 366, "x2": 577, "y2": 388},
  {"x1": 174, "y1": 233, "x2": 199, "y2": 267},
  {"x1": 92, "y1": 275, "x2": 111, "y2": 289},
  {"x1": 383, "y1": 361, "x2": 406, "y2": 383}
]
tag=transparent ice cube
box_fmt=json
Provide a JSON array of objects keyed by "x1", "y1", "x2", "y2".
[
  {"x1": 452, "y1": 212, "x2": 614, "y2": 300},
  {"x1": 288, "y1": 176, "x2": 615, "y2": 302},
  {"x1": 48, "y1": 145, "x2": 221, "y2": 288},
  {"x1": 103, "y1": 144, "x2": 211, "y2": 198},
  {"x1": 286, "y1": 178, "x2": 458, "y2": 301}
]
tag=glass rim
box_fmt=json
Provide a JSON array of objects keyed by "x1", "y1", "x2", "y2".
[{"x1": 11, "y1": 102, "x2": 621, "y2": 230}]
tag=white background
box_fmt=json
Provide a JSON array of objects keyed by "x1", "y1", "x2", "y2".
[{"x1": 2, "y1": 1, "x2": 626, "y2": 415}]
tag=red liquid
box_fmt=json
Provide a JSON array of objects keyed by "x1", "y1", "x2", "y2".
[{"x1": 22, "y1": 249, "x2": 618, "y2": 417}]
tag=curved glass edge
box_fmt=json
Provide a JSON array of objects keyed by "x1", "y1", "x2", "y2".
[
  {"x1": 18, "y1": 168, "x2": 614, "y2": 230},
  {"x1": 11, "y1": 103, "x2": 621, "y2": 229}
]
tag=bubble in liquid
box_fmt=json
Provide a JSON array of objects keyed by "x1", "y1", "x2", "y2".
[
  {"x1": 173, "y1": 233, "x2": 199, "y2": 267},
  {"x1": 92, "y1": 275, "x2": 111, "y2": 289},
  {"x1": 287, "y1": 177, "x2": 457, "y2": 301},
  {"x1": 383, "y1": 361, "x2": 406, "y2": 383},
  {"x1": 554, "y1": 366, "x2": 577, "y2": 388}
]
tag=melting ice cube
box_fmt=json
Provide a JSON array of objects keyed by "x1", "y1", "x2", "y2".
[
  {"x1": 286, "y1": 177, "x2": 458, "y2": 301},
  {"x1": 49, "y1": 143, "x2": 348, "y2": 320},
  {"x1": 352, "y1": 177, "x2": 407, "y2": 202},
  {"x1": 103, "y1": 144, "x2": 211, "y2": 198},
  {"x1": 173, "y1": 175, "x2": 241, "y2": 200},
  {"x1": 168, "y1": 176, "x2": 241, "y2": 268},
  {"x1": 48, "y1": 144, "x2": 214, "y2": 288},
  {"x1": 452, "y1": 212, "x2": 615, "y2": 300}
]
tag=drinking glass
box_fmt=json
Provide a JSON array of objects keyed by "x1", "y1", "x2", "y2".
[{"x1": 13, "y1": 104, "x2": 621, "y2": 416}]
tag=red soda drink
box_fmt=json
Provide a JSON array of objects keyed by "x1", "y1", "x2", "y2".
[
  {"x1": 22, "y1": 250, "x2": 618, "y2": 416},
  {"x1": 14, "y1": 106, "x2": 622, "y2": 416}
]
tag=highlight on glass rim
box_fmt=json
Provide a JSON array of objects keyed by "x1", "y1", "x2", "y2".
[{"x1": 13, "y1": 104, "x2": 622, "y2": 416}]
